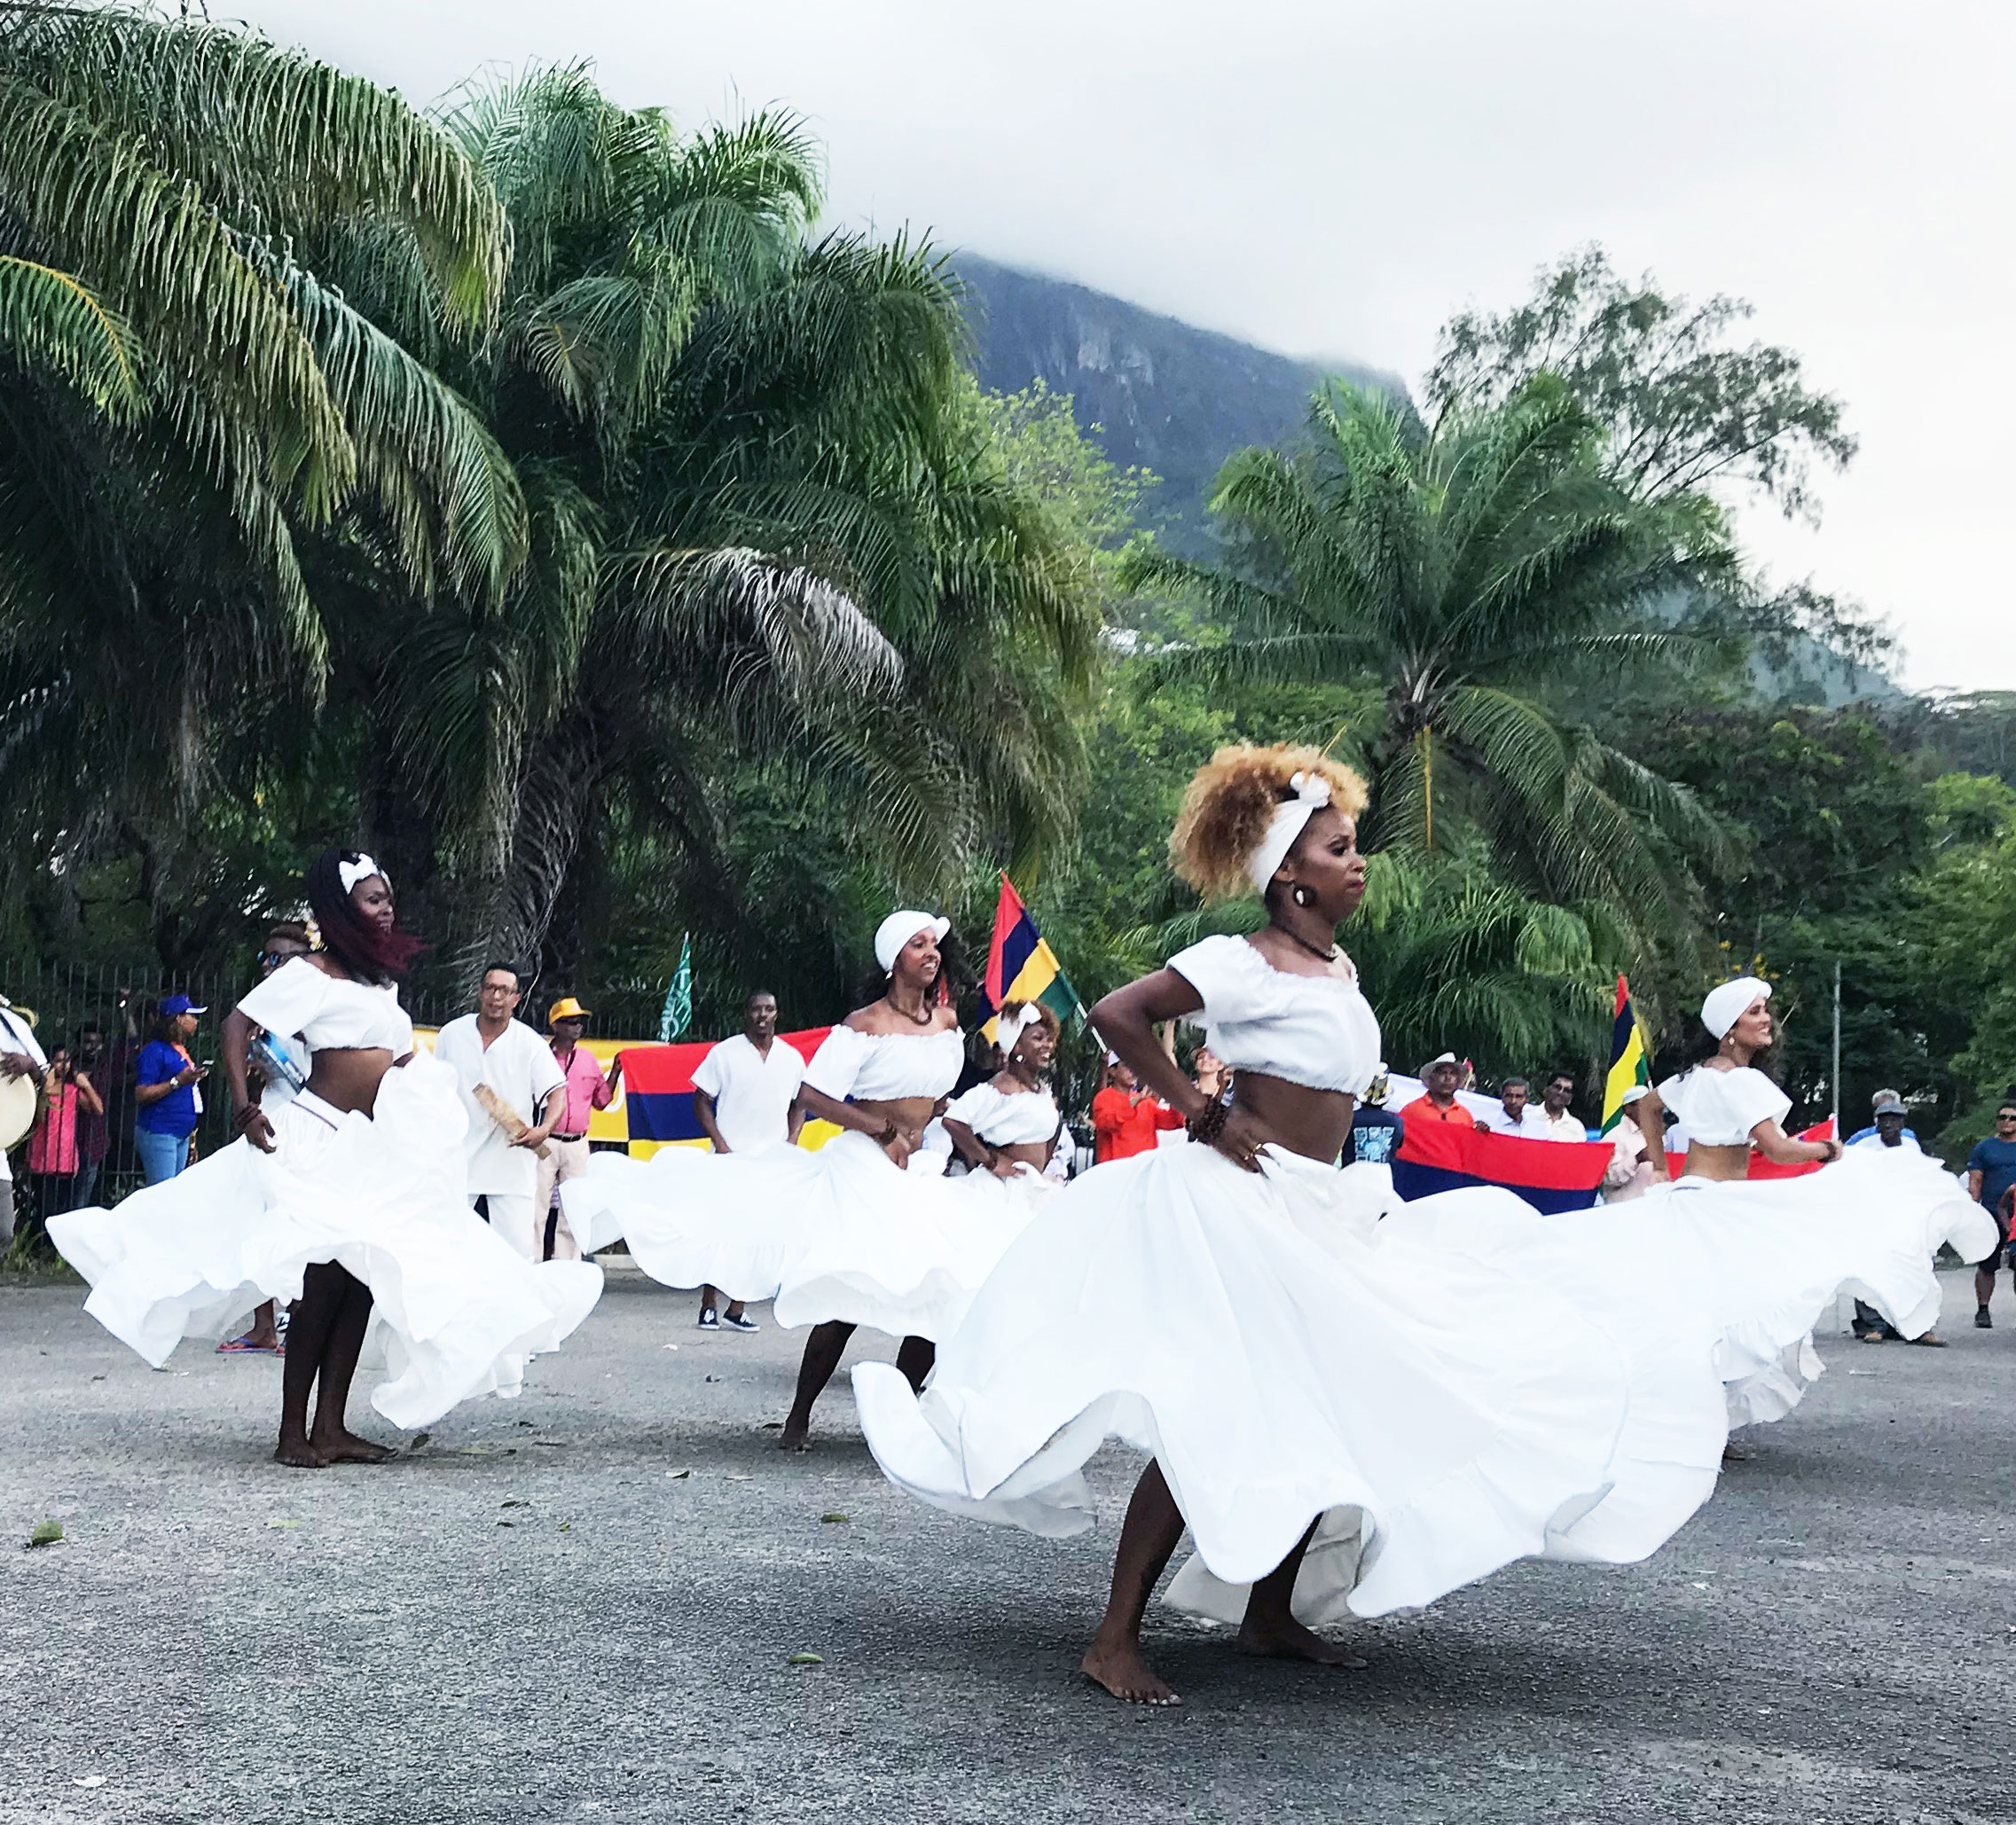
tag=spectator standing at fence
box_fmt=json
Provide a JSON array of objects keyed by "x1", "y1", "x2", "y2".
[
  {"x1": 1479, "y1": 1077, "x2": 1545, "y2": 1138},
  {"x1": 71, "y1": 1024, "x2": 114, "y2": 1210},
  {"x1": 95, "y1": 992, "x2": 144, "y2": 1187},
  {"x1": 132, "y1": 995, "x2": 208, "y2": 1185},
  {"x1": 1847, "y1": 1094, "x2": 1941, "y2": 1343},
  {"x1": 1090, "y1": 1058, "x2": 1183, "y2": 1162},
  {"x1": 26, "y1": 1043, "x2": 100, "y2": 1241},
  {"x1": 690, "y1": 989, "x2": 805, "y2": 1330},
  {"x1": 1965, "y1": 1097, "x2": 2016, "y2": 1328},
  {"x1": 537, "y1": 997, "x2": 621, "y2": 1265},
  {"x1": 1534, "y1": 1070, "x2": 1588, "y2": 1141},
  {"x1": 1400, "y1": 1053, "x2": 1476, "y2": 1128},
  {"x1": 435, "y1": 964, "x2": 566, "y2": 1262},
  {"x1": 1, "y1": 992, "x2": 48, "y2": 1247}
]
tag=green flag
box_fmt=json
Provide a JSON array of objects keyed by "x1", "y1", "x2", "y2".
[{"x1": 657, "y1": 935, "x2": 692, "y2": 1042}]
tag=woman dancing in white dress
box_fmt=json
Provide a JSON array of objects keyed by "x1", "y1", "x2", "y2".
[
  {"x1": 1605, "y1": 978, "x2": 1983, "y2": 1427},
  {"x1": 51, "y1": 851, "x2": 602, "y2": 1466},
  {"x1": 854, "y1": 743, "x2": 1991, "y2": 1706},
  {"x1": 940, "y1": 1001, "x2": 1064, "y2": 1200},
  {"x1": 564, "y1": 912, "x2": 1023, "y2": 1450}
]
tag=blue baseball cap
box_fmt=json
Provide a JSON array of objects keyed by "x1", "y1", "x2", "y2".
[{"x1": 159, "y1": 993, "x2": 207, "y2": 1018}]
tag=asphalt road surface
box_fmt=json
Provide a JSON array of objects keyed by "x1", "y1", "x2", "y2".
[{"x1": 4, "y1": 1263, "x2": 2013, "y2": 1824}]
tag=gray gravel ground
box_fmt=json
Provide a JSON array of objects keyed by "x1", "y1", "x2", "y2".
[{"x1": 4, "y1": 1262, "x2": 2013, "y2": 1825}]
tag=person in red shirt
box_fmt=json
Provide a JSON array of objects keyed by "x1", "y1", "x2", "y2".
[
  {"x1": 1400, "y1": 1053, "x2": 1476, "y2": 1128},
  {"x1": 1091, "y1": 1060, "x2": 1183, "y2": 1162}
]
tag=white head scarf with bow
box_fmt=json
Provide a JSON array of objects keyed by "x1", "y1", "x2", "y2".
[
  {"x1": 995, "y1": 1004, "x2": 1041, "y2": 1063},
  {"x1": 1246, "y1": 772, "x2": 1333, "y2": 895}
]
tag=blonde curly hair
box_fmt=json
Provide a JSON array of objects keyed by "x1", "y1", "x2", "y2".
[{"x1": 1169, "y1": 743, "x2": 1369, "y2": 903}]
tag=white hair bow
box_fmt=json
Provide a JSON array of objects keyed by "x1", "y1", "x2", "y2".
[{"x1": 338, "y1": 854, "x2": 389, "y2": 895}]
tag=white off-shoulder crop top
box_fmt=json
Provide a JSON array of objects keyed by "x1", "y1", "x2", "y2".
[
  {"x1": 235, "y1": 957, "x2": 416, "y2": 1055},
  {"x1": 803, "y1": 1023, "x2": 964, "y2": 1102},
  {"x1": 1165, "y1": 935, "x2": 1381, "y2": 1096},
  {"x1": 943, "y1": 1079, "x2": 1061, "y2": 1146},
  {"x1": 1657, "y1": 1064, "x2": 1790, "y2": 1147}
]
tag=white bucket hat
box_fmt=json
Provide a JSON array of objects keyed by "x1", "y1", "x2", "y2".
[{"x1": 875, "y1": 910, "x2": 950, "y2": 974}]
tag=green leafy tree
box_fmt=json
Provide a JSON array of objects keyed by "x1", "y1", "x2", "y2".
[
  {"x1": 0, "y1": 4, "x2": 514, "y2": 963},
  {"x1": 1124, "y1": 376, "x2": 1730, "y2": 955}
]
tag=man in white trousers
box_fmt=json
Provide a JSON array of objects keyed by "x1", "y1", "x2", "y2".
[
  {"x1": 435, "y1": 963, "x2": 566, "y2": 1261},
  {"x1": 690, "y1": 989, "x2": 805, "y2": 1331}
]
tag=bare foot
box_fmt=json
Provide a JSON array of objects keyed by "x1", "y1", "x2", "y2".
[
  {"x1": 777, "y1": 1417, "x2": 812, "y2": 1452},
  {"x1": 1237, "y1": 1612, "x2": 1367, "y2": 1668},
  {"x1": 1081, "y1": 1632, "x2": 1181, "y2": 1706},
  {"x1": 311, "y1": 1428, "x2": 395, "y2": 1464},
  {"x1": 275, "y1": 1435, "x2": 327, "y2": 1469},
  {"x1": 1722, "y1": 1439, "x2": 1758, "y2": 1463}
]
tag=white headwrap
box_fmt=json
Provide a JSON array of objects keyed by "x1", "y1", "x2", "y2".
[
  {"x1": 1246, "y1": 772, "x2": 1333, "y2": 895},
  {"x1": 1700, "y1": 975, "x2": 1770, "y2": 1040},
  {"x1": 875, "y1": 910, "x2": 950, "y2": 974},
  {"x1": 339, "y1": 854, "x2": 390, "y2": 896},
  {"x1": 995, "y1": 1005, "x2": 1040, "y2": 1061}
]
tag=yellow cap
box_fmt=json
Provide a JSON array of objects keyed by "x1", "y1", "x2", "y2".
[{"x1": 546, "y1": 997, "x2": 591, "y2": 1026}]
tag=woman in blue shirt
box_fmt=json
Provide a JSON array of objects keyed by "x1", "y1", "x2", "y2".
[{"x1": 132, "y1": 995, "x2": 207, "y2": 1183}]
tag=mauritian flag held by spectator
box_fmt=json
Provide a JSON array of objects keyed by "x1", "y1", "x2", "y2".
[
  {"x1": 1601, "y1": 975, "x2": 1650, "y2": 1134},
  {"x1": 656, "y1": 935, "x2": 692, "y2": 1044},
  {"x1": 977, "y1": 873, "x2": 1084, "y2": 1045}
]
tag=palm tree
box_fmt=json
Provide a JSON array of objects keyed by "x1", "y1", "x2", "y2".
[
  {"x1": 1124, "y1": 377, "x2": 1730, "y2": 950},
  {"x1": 343, "y1": 66, "x2": 1096, "y2": 987},
  {"x1": 0, "y1": 4, "x2": 516, "y2": 951}
]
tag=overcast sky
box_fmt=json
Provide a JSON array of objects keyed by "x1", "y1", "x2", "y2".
[{"x1": 234, "y1": 0, "x2": 2011, "y2": 693}]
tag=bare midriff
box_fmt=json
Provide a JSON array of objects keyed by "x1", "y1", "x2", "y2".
[
  {"x1": 1679, "y1": 1141, "x2": 1750, "y2": 1183},
  {"x1": 1234, "y1": 1072, "x2": 1356, "y2": 1164},
  {"x1": 305, "y1": 1047, "x2": 399, "y2": 1118},
  {"x1": 856, "y1": 1094, "x2": 944, "y2": 1160},
  {"x1": 992, "y1": 1139, "x2": 1055, "y2": 1171}
]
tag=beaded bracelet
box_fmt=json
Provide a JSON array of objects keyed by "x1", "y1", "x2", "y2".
[{"x1": 1186, "y1": 1097, "x2": 1230, "y2": 1146}]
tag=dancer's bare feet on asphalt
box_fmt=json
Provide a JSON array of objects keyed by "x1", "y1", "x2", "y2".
[
  {"x1": 274, "y1": 1433, "x2": 327, "y2": 1469},
  {"x1": 1081, "y1": 1630, "x2": 1181, "y2": 1705},
  {"x1": 311, "y1": 1427, "x2": 395, "y2": 1464},
  {"x1": 777, "y1": 1416, "x2": 812, "y2": 1451},
  {"x1": 1237, "y1": 1613, "x2": 1367, "y2": 1668}
]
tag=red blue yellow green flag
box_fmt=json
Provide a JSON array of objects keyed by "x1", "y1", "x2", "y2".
[
  {"x1": 1601, "y1": 975, "x2": 1650, "y2": 1134},
  {"x1": 977, "y1": 873, "x2": 1083, "y2": 1044}
]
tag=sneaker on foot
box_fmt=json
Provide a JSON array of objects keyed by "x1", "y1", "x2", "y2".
[
  {"x1": 720, "y1": 1312, "x2": 760, "y2": 1333},
  {"x1": 1976, "y1": 1307, "x2": 1994, "y2": 1329},
  {"x1": 697, "y1": 1308, "x2": 720, "y2": 1330}
]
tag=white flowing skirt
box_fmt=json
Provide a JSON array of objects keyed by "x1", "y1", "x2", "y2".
[
  {"x1": 854, "y1": 1145, "x2": 1735, "y2": 1624},
  {"x1": 1535, "y1": 1147, "x2": 1996, "y2": 1426},
  {"x1": 562, "y1": 1131, "x2": 1039, "y2": 1339},
  {"x1": 48, "y1": 1055, "x2": 603, "y2": 1429}
]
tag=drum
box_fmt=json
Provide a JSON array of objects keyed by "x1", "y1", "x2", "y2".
[{"x1": 0, "y1": 1069, "x2": 35, "y2": 1153}]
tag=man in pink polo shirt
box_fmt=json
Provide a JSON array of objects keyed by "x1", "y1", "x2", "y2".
[{"x1": 537, "y1": 997, "x2": 622, "y2": 1262}]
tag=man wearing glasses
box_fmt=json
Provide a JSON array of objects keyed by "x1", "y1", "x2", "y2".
[{"x1": 1965, "y1": 1098, "x2": 2016, "y2": 1328}]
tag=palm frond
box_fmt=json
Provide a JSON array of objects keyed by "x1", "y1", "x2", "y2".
[{"x1": 0, "y1": 255, "x2": 145, "y2": 419}]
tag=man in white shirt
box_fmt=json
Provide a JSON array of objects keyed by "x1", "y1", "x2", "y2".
[
  {"x1": 690, "y1": 989, "x2": 805, "y2": 1332},
  {"x1": 1534, "y1": 1070, "x2": 1588, "y2": 1142},
  {"x1": 0, "y1": 993, "x2": 49, "y2": 1249},
  {"x1": 1477, "y1": 1076, "x2": 1548, "y2": 1138},
  {"x1": 433, "y1": 963, "x2": 567, "y2": 1261}
]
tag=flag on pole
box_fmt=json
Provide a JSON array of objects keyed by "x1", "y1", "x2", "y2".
[
  {"x1": 1600, "y1": 975, "x2": 1650, "y2": 1134},
  {"x1": 977, "y1": 873, "x2": 1084, "y2": 1043},
  {"x1": 656, "y1": 935, "x2": 692, "y2": 1044}
]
